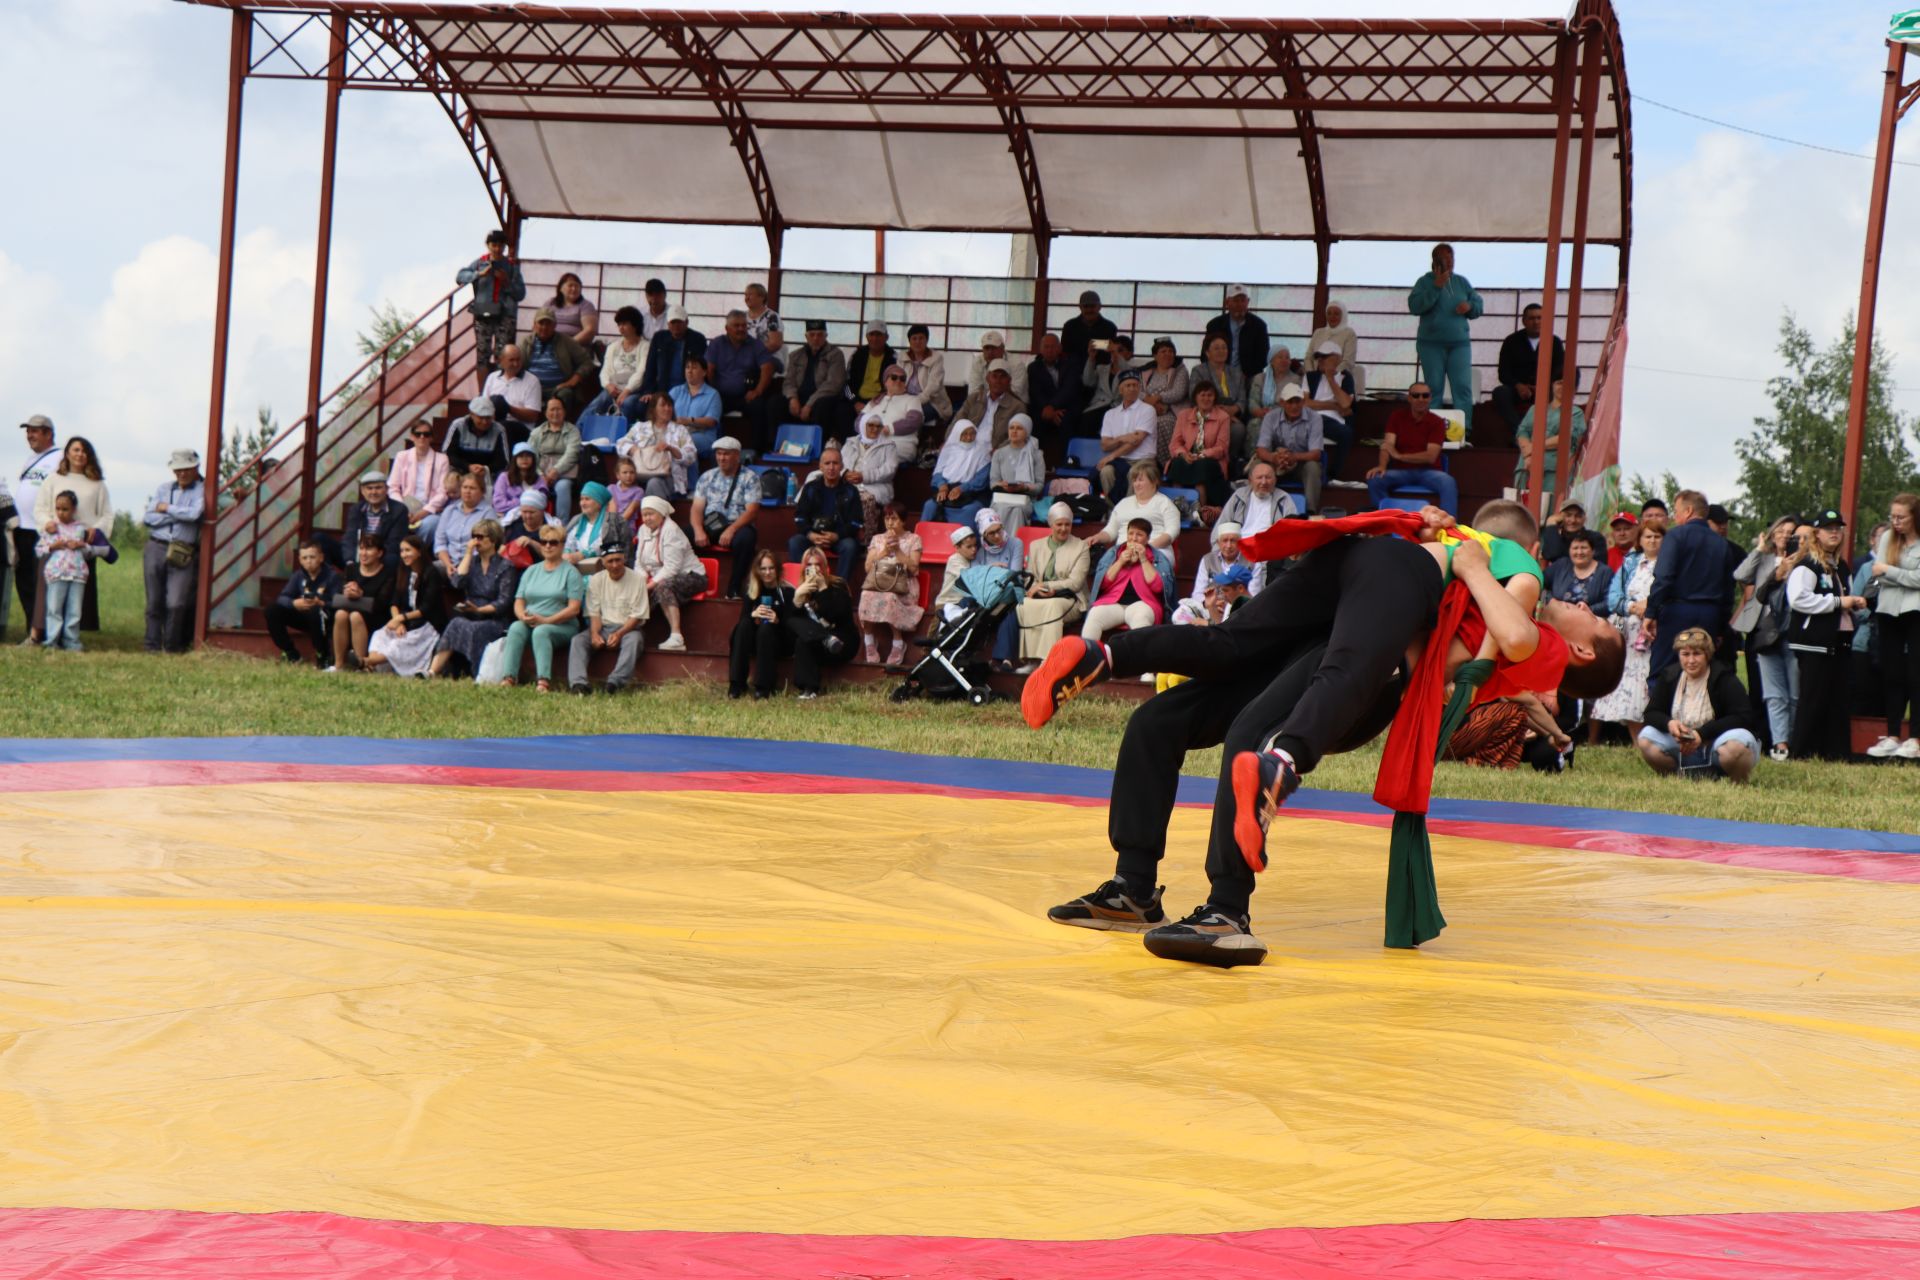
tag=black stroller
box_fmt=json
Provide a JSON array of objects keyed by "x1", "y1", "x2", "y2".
[{"x1": 891, "y1": 569, "x2": 1032, "y2": 706}]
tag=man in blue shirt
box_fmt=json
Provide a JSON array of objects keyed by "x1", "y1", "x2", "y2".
[
  {"x1": 706, "y1": 308, "x2": 777, "y2": 450},
  {"x1": 141, "y1": 447, "x2": 207, "y2": 653},
  {"x1": 516, "y1": 308, "x2": 596, "y2": 418},
  {"x1": 1647, "y1": 489, "x2": 1735, "y2": 677}
]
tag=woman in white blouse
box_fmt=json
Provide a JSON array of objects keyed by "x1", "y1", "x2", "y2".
[
  {"x1": 587, "y1": 305, "x2": 649, "y2": 422},
  {"x1": 901, "y1": 325, "x2": 952, "y2": 434},
  {"x1": 632, "y1": 495, "x2": 706, "y2": 652},
  {"x1": 616, "y1": 396, "x2": 698, "y2": 499},
  {"x1": 31, "y1": 435, "x2": 113, "y2": 643}
]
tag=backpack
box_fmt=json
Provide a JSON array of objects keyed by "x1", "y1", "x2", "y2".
[{"x1": 1066, "y1": 493, "x2": 1111, "y2": 526}]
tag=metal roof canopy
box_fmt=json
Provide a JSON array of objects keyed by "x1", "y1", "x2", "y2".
[
  {"x1": 184, "y1": 1, "x2": 1634, "y2": 643},
  {"x1": 183, "y1": 0, "x2": 1632, "y2": 268}
]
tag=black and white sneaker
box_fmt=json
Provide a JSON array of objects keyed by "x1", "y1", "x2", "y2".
[
  {"x1": 1047, "y1": 879, "x2": 1166, "y2": 932},
  {"x1": 1143, "y1": 904, "x2": 1268, "y2": 968}
]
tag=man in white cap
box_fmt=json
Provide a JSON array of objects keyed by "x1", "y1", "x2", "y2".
[
  {"x1": 965, "y1": 330, "x2": 1030, "y2": 403},
  {"x1": 1205, "y1": 284, "x2": 1271, "y2": 382},
  {"x1": 690, "y1": 435, "x2": 762, "y2": 598},
  {"x1": 1183, "y1": 520, "x2": 1255, "y2": 614},
  {"x1": 342, "y1": 470, "x2": 408, "y2": 567},
  {"x1": 444, "y1": 395, "x2": 510, "y2": 479},
  {"x1": 637, "y1": 304, "x2": 707, "y2": 409},
  {"x1": 141, "y1": 448, "x2": 207, "y2": 653},
  {"x1": 11, "y1": 414, "x2": 59, "y2": 639},
  {"x1": 957, "y1": 357, "x2": 1027, "y2": 450},
  {"x1": 1302, "y1": 339, "x2": 1356, "y2": 483},
  {"x1": 1253, "y1": 384, "x2": 1327, "y2": 514}
]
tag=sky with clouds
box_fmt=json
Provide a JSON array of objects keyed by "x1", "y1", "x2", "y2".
[{"x1": 3, "y1": 0, "x2": 1918, "y2": 507}]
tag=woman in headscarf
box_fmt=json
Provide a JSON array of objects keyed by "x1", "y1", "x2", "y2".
[
  {"x1": 561, "y1": 480, "x2": 630, "y2": 576},
  {"x1": 859, "y1": 363, "x2": 926, "y2": 462},
  {"x1": 973, "y1": 507, "x2": 1027, "y2": 672},
  {"x1": 1139, "y1": 337, "x2": 1190, "y2": 467},
  {"x1": 1308, "y1": 300, "x2": 1357, "y2": 374},
  {"x1": 989, "y1": 412, "x2": 1046, "y2": 530},
  {"x1": 922, "y1": 417, "x2": 992, "y2": 526},
  {"x1": 632, "y1": 494, "x2": 705, "y2": 653},
  {"x1": 1248, "y1": 342, "x2": 1299, "y2": 417},
  {"x1": 841, "y1": 410, "x2": 902, "y2": 538}
]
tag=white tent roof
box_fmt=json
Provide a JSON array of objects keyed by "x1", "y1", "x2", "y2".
[{"x1": 205, "y1": 1, "x2": 1633, "y2": 250}]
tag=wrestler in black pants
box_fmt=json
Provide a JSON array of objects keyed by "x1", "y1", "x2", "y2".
[
  {"x1": 1104, "y1": 535, "x2": 1443, "y2": 772},
  {"x1": 1109, "y1": 642, "x2": 1404, "y2": 916}
]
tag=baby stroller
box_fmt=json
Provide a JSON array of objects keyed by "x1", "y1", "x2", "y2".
[{"x1": 892, "y1": 568, "x2": 1032, "y2": 706}]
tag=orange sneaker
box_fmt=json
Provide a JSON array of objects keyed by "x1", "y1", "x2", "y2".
[{"x1": 1021, "y1": 636, "x2": 1109, "y2": 728}]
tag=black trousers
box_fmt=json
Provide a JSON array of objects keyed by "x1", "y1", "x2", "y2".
[
  {"x1": 1110, "y1": 642, "x2": 1404, "y2": 916},
  {"x1": 265, "y1": 601, "x2": 328, "y2": 661},
  {"x1": 729, "y1": 613, "x2": 789, "y2": 694},
  {"x1": 784, "y1": 612, "x2": 853, "y2": 692},
  {"x1": 11, "y1": 528, "x2": 37, "y2": 634},
  {"x1": 1880, "y1": 610, "x2": 1920, "y2": 737},
  {"x1": 709, "y1": 520, "x2": 759, "y2": 597},
  {"x1": 1105, "y1": 534, "x2": 1442, "y2": 773},
  {"x1": 1789, "y1": 648, "x2": 1852, "y2": 760}
]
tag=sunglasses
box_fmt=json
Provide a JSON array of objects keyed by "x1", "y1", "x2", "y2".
[
  {"x1": 538, "y1": 537, "x2": 564, "y2": 546},
  {"x1": 885, "y1": 372, "x2": 906, "y2": 379},
  {"x1": 1408, "y1": 393, "x2": 1432, "y2": 400},
  {"x1": 410, "y1": 431, "x2": 432, "y2": 439}
]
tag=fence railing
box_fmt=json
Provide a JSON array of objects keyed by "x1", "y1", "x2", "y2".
[
  {"x1": 522, "y1": 260, "x2": 1617, "y2": 401},
  {"x1": 205, "y1": 286, "x2": 476, "y2": 629}
]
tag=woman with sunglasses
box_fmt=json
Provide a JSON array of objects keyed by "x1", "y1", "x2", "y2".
[
  {"x1": 498, "y1": 521, "x2": 586, "y2": 691},
  {"x1": 388, "y1": 419, "x2": 451, "y2": 551},
  {"x1": 855, "y1": 363, "x2": 926, "y2": 463}
]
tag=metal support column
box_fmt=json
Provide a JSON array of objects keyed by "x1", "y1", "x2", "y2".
[
  {"x1": 874, "y1": 228, "x2": 886, "y2": 275},
  {"x1": 298, "y1": 13, "x2": 346, "y2": 539},
  {"x1": 1525, "y1": 35, "x2": 1577, "y2": 514},
  {"x1": 1312, "y1": 239, "x2": 1332, "y2": 333},
  {"x1": 1031, "y1": 233, "x2": 1052, "y2": 353},
  {"x1": 766, "y1": 221, "x2": 786, "y2": 307},
  {"x1": 1553, "y1": 30, "x2": 1605, "y2": 503},
  {"x1": 1841, "y1": 40, "x2": 1912, "y2": 548},
  {"x1": 195, "y1": 9, "x2": 248, "y2": 648}
]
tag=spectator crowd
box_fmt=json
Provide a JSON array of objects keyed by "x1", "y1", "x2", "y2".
[{"x1": 9, "y1": 235, "x2": 1917, "y2": 778}]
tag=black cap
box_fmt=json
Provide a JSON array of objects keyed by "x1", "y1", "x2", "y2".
[
  {"x1": 805, "y1": 319, "x2": 828, "y2": 333},
  {"x1": 644, "y1": 277, "x2": 668, "y2": 294},
  {"x1": 1706, "y1": 504, "x2": 1731, "y2": 524},
  {"x1": 1813, "y1": 508, "x2": 1847, "y2": 529}
]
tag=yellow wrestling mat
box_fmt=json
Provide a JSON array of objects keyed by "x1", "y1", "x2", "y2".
[{"x1": 6, "y1": 774, "x2": 1920, "y2": 1243}]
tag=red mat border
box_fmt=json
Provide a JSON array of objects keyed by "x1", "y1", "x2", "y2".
[
  {"x1": 3, "y1": 1204, "x2": 1919, "y2": 1279},
  {"x1": 10, "y1": 759, "x2": 1920, "y2": 886}
]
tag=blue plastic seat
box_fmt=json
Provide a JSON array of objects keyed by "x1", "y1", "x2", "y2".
[
  {"x1": 1159, "y1": 485, "x2": 1202, "y2": 527},
  {"x1": 1055, "y1": 436, "x2": 1103, "y2": 479},
  {"x1": 771, "y1": 423, "x2": 823, "y2": 464},
  {"x1": 1376, "y1": 495, "x2": 1430, "y2": 512}
]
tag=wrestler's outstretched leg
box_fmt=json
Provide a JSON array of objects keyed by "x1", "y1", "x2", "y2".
[
  {"x1": 1047, "y1": 672, "x2": 1268, "y2": 930},
  {"x1": 1022, "y1": 540, "x2": 1350, "y2": 728}
]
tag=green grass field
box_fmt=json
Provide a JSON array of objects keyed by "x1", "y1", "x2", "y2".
[{"x1": 3, "y1": 543, "x2": 1912, "y2": 834}]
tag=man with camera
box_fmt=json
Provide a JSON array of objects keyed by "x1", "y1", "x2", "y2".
[
  {"x1": 456, "y1": 230, "x2": 526, "y2": 388},
  {"x1": 789, "y1": 445, "x2": 863, "y2": 580}
]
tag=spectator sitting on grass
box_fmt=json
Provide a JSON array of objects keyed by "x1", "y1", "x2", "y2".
[
  {"x1": 568, "y1": 542, "x2": 649, "y2": 696},
  {"x1": 1637, "y1": 627, "x2": 1760, "y2": 783},
  {"x1": 365, "y1": 535, "x2": 450, "y2": 678},
  {"x1": 330, "y1": 533, "x2": 395, "y2": 673},
  {"x1": 633, "y1": 495, "x2": 704, "y2": 652},
  {"x1": 431, "y1": 518, "x2": 515, "y2": 679}
]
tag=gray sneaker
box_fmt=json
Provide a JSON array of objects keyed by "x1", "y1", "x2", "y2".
[
  {"x1": 1143, "y1": 904, "x2": 1268, "y2": 968},
  {"x1": 1047, "y1": 879, "x2": 1166, "y2": 932}
]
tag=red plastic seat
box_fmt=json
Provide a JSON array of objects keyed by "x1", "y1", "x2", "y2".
[{"x1": 693, "y1": 557, "x2": 720, "y2": 601}]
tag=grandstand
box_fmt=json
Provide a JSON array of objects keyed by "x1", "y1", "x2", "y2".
[{"x1": 186, "y1": 0, "x2": 1634, "y2": 689}]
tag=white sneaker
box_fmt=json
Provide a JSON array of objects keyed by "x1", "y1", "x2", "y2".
[
  {"x1": 1899, "y1": 738, "x2": 1920, "y2": 760},
  {"x1": 1140, "y1": 673, "x2": 1156, "y2": 683},
  {"x1": 1769, "y1": 743, "x2": 1789, "y2": 763},
  {"x1": 1867, "y1": 735, "x2": 1901, "y2": 758},
  {"x1": 1015, "y1": 662, "x2": 1037, "y2": 675},
  {"x1": 659, "y1": 634, "x2": 686, "y2": 651}
]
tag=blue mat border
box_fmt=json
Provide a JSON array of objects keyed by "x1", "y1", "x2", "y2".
[{"x1": 4, "y1": 733, "x2": 1917, "y2": 855}]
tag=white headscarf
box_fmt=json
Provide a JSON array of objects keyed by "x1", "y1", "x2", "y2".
[
  {"x1": 994, "y1": 419, "x2": 1045, "y2": 487},
  {"x1": 933, "y1": 417, "x2": 991, "y2": 483}
]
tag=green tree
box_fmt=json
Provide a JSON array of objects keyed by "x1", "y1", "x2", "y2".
[
  {"x1": 1734, "y1": 313, "x2": 1918, "y2": 547},
  {"x1": 220, "y1": 404, "x2": 278, "y2": 500},
  {"x1": 343, "y1": 301, "x2": 428, "y2": 399},
  {"x1": 1623, "y1": 469, "x2": 1680, "y2": 512}
]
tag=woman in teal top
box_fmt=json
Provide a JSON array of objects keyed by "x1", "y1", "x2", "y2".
[
  {"x1": 1511, "y1": 378, "x2": 1587, "y2": 502},
  {"x1": 1407, "y1": 242, "x2": 1483, "y2": 437},
  {"x1": 500, "y1": 521, "x2": 586, "y2": 690}
]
